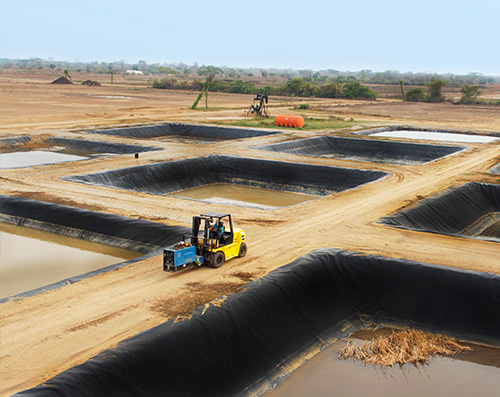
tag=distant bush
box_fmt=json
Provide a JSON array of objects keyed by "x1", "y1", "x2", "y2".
[
  {"x1": 282, "y1": 78, "x2": 377, "y2": 100},
  {"x1": 459, "y1": 84, "x2": 481, "y2": 104},
  {"x1": 316, "y1": 82, "x2": 340, "y2": 98},
  {"x1": 283, "y1": 78, "x2": 317, "y2": 97},
  {"x1": 404, "y1": 88, "x2": 426, "y2": 102},
  {"x1": 341, "y1": 82, "x2": 378, "y2": 100},
  {"x1": 152, "y1": 78, "x2": 177, "y2": 89},
  {"x1": 298, "y1": 103, "x2": 310, "y2": 109},
  {"x1": 427, "y1": 78, "x2": 447, "y2": 102}
]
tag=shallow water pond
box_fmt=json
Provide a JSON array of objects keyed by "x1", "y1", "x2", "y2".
[
  {"x1": 0, "y1": 150, "x2": 89, "y2": 168},
  {"x1": 169, "y1": 183, "x2": 320, "y2": 209},
  {"x1": 372, "y1": 130, "x2": 498, "y2": 143},
  {"x1": 0, "y1": 223, "x2": 140, "y2": 299},
  {"x1": 267, "y1": 333, "x2": 500, "y2": 397}
]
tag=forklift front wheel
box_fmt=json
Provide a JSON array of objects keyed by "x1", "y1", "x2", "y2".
[
  {"x1": 238, "y1": 243, "x2": 247, "y2": 258},
  {"x1": 212, "y1": 252, "x2": 225, "y2": 268}
]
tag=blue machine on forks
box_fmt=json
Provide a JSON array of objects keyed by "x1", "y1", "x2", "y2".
[{"x1": 163, "y1": 242, "x2": 204, "y2": 272}]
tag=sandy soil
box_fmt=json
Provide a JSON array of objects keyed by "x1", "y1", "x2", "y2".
[{"x1": 1, "y1": 72, "x2": 499, "y2": 395}]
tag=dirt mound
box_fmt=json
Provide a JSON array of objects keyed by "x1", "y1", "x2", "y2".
[
  {"x1": 51, "y1": 77, "x2": 73, "y2": 84},
  {"x1": 82, "y1": 80, "x2": 101, "y2": 86}
]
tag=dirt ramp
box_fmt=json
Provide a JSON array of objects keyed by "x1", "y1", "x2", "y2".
[
  {"x1": 256, "y1": 136, "x2": 465, "y2": 165},
  {"x1": 14, "y1": 249, "x2": 500, "y2": 396},
  {"x1": 380, "y1": 182, "x2": 500, "y2": 242},
  {"x1": 85, "y1": 123, "x2": 280, "y2": 140}
]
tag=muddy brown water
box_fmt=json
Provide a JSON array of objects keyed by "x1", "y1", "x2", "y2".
[
  {"x1": 0, "y1": 223, "x2": 140, "y2": 299},
  {"x1": 168, "y1": 183, "x2": 320, "y2": 209},
  {"x1": 0, "y1": 150, "x2": 89, "y2": 168},
  {"x1": 267, "y1": 330, "x2": 500, "y2": 397}
]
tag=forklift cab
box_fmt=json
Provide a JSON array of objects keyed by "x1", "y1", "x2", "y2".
[{"x1": 192, "y1": 212, "x2": 234, "y2": 248}]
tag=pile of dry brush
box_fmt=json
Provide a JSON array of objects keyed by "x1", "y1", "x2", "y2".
[{"x1": 338, "y1": 329, "x2": 471, "y2": 367}]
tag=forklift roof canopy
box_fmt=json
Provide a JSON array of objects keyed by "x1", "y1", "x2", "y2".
[{"x1": 201, "y1": 211, "x2": 230, "y2": 218}]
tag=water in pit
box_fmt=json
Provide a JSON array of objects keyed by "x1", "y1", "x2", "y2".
[
  {"x1": 0, "y1": 150, "x2": 89, "y2": 169},
  {"x1": 267, "y1": 335, "x2": 500, "y2": 397},
  {"x1": 0, "y1": 223, "x2": 140, "y2": 299},
  {"x1": 168, "y1": 183, "x2": 320, "y2": 209},
  {"x1": 372, "y1": 130, "x2": 498, "y2": 143}
]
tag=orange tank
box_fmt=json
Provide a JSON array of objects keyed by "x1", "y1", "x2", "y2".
[{"x1": 275, "y1": 115, "x2": 305, "y2": 128}]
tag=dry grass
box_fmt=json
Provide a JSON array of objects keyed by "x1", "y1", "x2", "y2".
[
  {"x1": 149, "y1": 280, "x2": 244, "y2": 320},
  {"x1": 338, "y1": 329, "x2": 471, "y2": 367}
]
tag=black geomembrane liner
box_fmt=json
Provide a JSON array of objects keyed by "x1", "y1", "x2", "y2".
[{"x1": 14, "y1": 248, "x2": 500, "y2": 396}]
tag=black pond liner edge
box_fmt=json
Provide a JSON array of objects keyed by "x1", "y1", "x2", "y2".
[
  {"x1": 1, "y1": 136, "x2": 160, "y2": 155},
  {"x1": 0, "y1": 135, "x2": 31, "y2": 147},
  {"x1": 83, "y1": 122, "x2": 281, "y2": 140},
  {"x1": 0, "y1": 195, "x2": 190, "y2": 302},
  {"x1": 45, "y1": 137, "x2": 162, "y2": 154},
  {"x1": 254, "y1": 135, "x2": 466, "y2": 165},
  {"x1": 61, "y1": 154, "x2": 389, "y2": 204},
  {"x1": 379, "y1": 182, "x2": 500, "y2": 242},
  {"x1": 13, "y1": 248, "x2": 500, "y2": 396}
]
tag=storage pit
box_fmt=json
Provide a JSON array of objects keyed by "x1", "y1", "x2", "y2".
[
  {"x1": 84, "y1": 122, "x2": 280, "y2": 141},
  {"x1": 0, "y1": 136, "x2": 161, "y2": 169},
  {"x1": 62, "y1": 155, "x2": 389, "y2": 209},
  {"x1": 256, "y1": 136, "x2": 465, "y2": 165},
  {"x1": 380, "y1": 182, "x2": 500, "y2": 242}
]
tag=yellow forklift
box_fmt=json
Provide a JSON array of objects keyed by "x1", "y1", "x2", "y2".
[{"x1": 164, "y1": 212, "x2": 247, "y2": 271}]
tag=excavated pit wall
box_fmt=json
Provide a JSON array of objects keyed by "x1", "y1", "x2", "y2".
[
  {"x1": 84, "y1": 123, "x2": 280, "y2": 140},
  {"x1": 380, "y1": 182, "x2": 500, "y2": 241},
  {"x1": 61, "y1": 154, "x2": 389, "y2": 199},
  {"x1": 15, "y1": 248, "x2": 500, "y2": 396},
  {"x1": 0, "y1": 195, "x2": 190, "y2": 300},
  {"x1": 0, "y1": 195, "x2": 189, "y2": 254},
  {"x1": 0, "y1": 135, "x2": 31, "y2": 148},
  {"x1": 256, "y1": 136, "x2": 465, "y2": 165},
  {"x1": 0, "y1": 136, "x2": 160, "y2": 155},
  {"x1": 44, "y1": 137, "x2": 161, "y2": 154}
]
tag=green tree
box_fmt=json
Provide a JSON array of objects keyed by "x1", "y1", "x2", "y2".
[
  {"x1": 405, "y1": 88, "x2": 425, "y2": 102},
  {"x1": 158, "y1": 66, "x2": 177, "y2": 75},
  {"x1": 317, "y1": 82, "x2": 338, "y2": 98},
  {"x1": 459, "y1": 84, "x2": 481, "y2": 104},
  {"x1": 341, "y1": 82, "x2": 377, "y2": 100},
  {"x1": 404, "y1": 88, "x2": 426, "y2": 102},
  {"x1": 192, "y1": 65, "x2": 222, "y2": 109},
  {"x1": 427, "y1": 77, "x2": 447, "y2": 102}
]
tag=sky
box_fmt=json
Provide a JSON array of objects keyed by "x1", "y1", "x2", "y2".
[{"x1": 0, "y1": 0, "x2": 499, "y2": 76}]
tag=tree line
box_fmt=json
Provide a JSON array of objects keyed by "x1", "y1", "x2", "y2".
[
  {"x1": 153, "y1": 76, "x2": 378, "y2": 100},
  {"x1": 403, "y1": 77, "x2": 500, "y2": 105},
  {"x1": 1, "y1": 58, "x2": 498, "y2": 86}
]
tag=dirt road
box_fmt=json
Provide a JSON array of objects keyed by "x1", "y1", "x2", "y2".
[{"x1": 1, "y1": 74, "x2": 499, "y2": 395}]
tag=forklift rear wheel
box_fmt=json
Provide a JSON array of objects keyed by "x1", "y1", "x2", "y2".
[
  {"x1": 238, "y1": 243, "x2": 247, "y2": 258},
  {"x1": 212, "y1": 252, "x2": 225, "y2": 268}
]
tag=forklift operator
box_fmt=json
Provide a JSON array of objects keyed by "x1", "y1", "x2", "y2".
[{"x1": 210, "y1": 221, "x2": 225, "y2": 240}]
